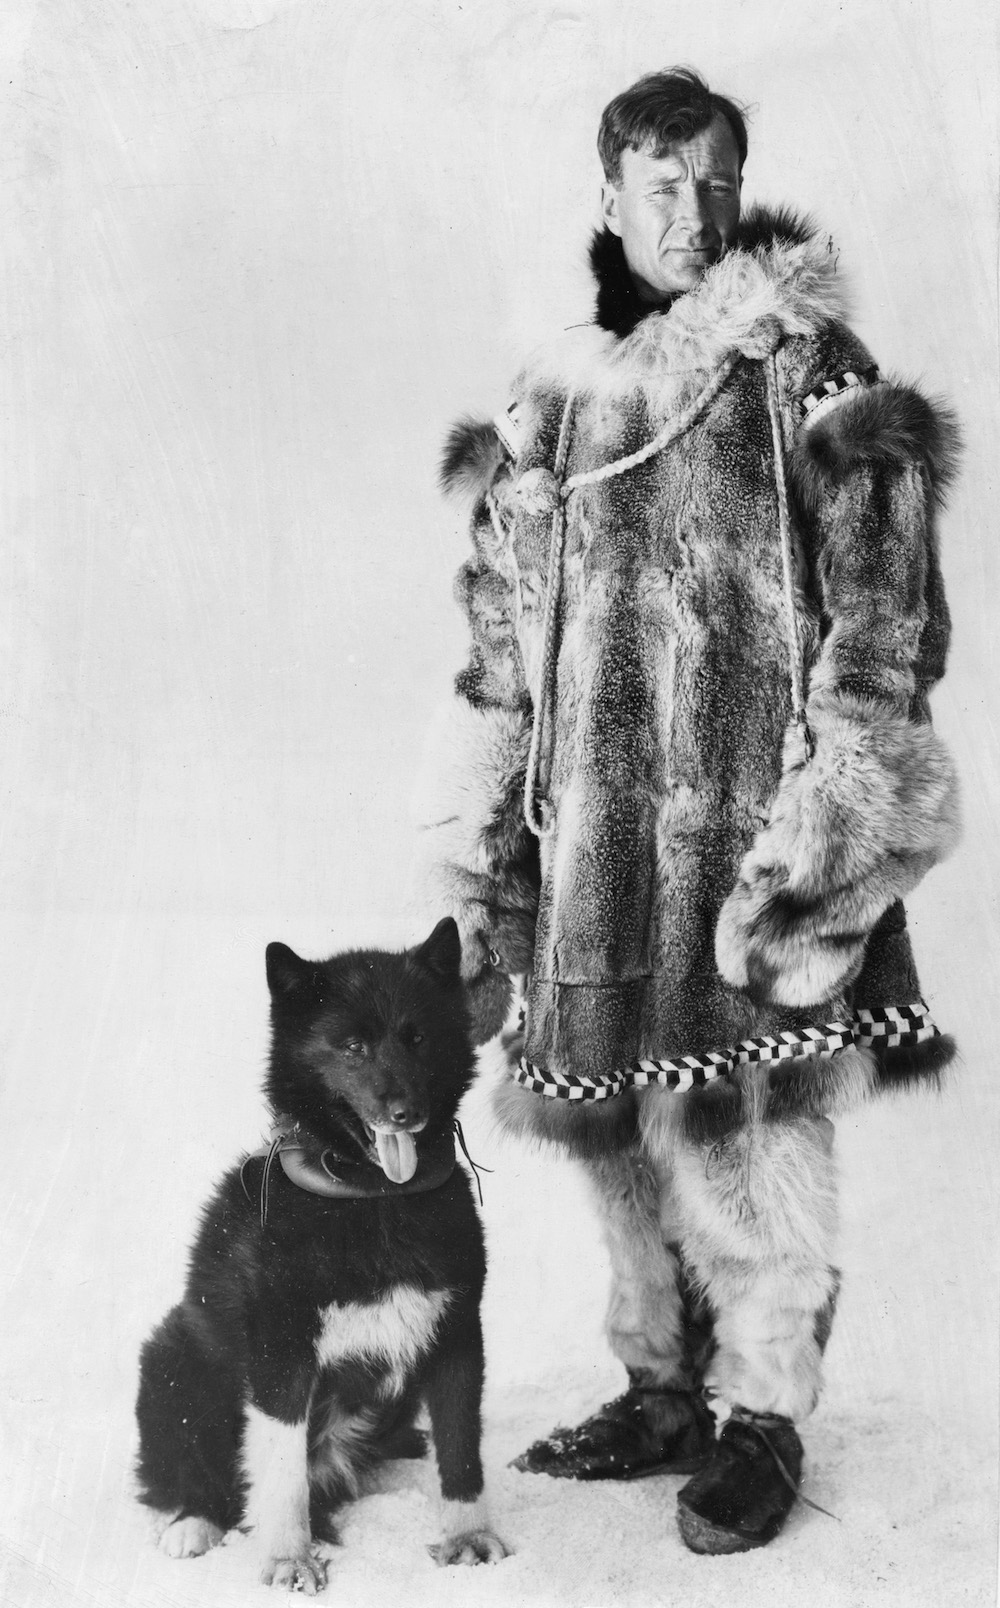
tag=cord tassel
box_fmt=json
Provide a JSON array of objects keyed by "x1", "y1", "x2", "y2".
[
  {"x1": 258, "y1": 1133, "x2": 283, "y2": 1229},
  {"x1": 453, "y1": 1118, "x2": 492, "y2": 1207},
  {"x1": 729, "y1": 1410, "x2": 841, "y2": 1524}
]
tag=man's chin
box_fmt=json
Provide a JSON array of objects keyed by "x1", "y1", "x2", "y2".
[{"x1": 662, "y1": 252, "x2": 718, "y2": 292}]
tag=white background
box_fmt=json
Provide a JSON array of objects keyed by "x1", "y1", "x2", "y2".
[{"x1": 2, "y1": 2, "x2": 997, "y2": 1604}]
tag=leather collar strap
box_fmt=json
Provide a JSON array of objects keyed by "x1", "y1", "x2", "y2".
[
  {"x1": 277, "y1": 1136, "x2": 457, "y2": 1199},
  {"x1": 246, "y1": 1117, "x2": 457, "y2": 1203}
]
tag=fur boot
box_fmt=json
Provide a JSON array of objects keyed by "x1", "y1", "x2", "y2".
[
  {"x1": 512, "y1": 1377, "x2": 715, "y2": 1480},
  {"x1": 677, "y1": 1408, "x2": 804, "y2": 1553}
]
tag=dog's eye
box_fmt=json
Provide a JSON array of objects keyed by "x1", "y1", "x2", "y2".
[
  {"x1": 410, "y1": 1031, "x2": 424, "y2": 1046},
  {"x1": 342, "y1": 1038, "x2": 365, "y2": 1055}
]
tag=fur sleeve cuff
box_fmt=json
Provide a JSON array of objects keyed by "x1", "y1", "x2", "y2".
[
  {"x1": 791, "y1": 379, "x2": 962, "y2": 508},
  {"x1": 715, "y1": 695, "x2": 961, "y2": 1008}
]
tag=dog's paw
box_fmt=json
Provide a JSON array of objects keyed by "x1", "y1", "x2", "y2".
[
  {"x1": 260, "y1": 1550, "x2": 328, "y2": 1593},
  {"x1": 428, "y1": 1527, "x2": 511, "y2": 1566},
  {"x1": 158, "y1": 1515, "x2": 225, "y2": 1559}
]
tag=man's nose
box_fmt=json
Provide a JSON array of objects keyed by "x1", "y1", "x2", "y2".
[{"x1": 674, "y1": 186, "x2": 713, "y2": 238}]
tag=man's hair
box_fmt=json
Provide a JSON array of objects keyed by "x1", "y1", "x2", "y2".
[{"x1": 597, "y1": 68, "x2": 748, "y2": 185}]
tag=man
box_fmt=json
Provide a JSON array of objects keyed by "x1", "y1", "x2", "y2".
[{"x1": 418, "y1": 68, "x2": 960, "y2": 1554}]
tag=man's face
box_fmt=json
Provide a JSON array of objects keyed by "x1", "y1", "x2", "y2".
[{"x1": 601, "y1": 115, "x2": 742, "y2": 303}]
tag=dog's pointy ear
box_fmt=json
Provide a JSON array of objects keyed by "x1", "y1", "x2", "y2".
[
  {"x1": 266, "y1": 941, "x2": 314, "y2": 999},
  {"x1": 412, "y1": 917, "x2": 462, "y2": 983}
]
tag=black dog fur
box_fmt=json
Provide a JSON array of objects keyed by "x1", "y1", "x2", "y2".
[{"x1": 135, "y1": 917, "x2": 508, "y2": 1593}]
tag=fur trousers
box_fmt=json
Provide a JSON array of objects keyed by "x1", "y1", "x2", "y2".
[{"x1": 585, "y1": 1093, "x2": 840, "y2": 1423}]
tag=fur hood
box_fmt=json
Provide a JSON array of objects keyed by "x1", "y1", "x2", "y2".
[{"x1": 425, "y1": 205, "x2": 961, "y2": 1153}]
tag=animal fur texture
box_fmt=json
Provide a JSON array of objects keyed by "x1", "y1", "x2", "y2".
[
  {"x1": 666, "y1": 1114, "x2": 840, "y2": 1422},
  {"x1": 134, "y1": 919, "x2": 509, "y2": 1592},
  {"x1": 421, "y1": 208, "x2": 961, "y2": 1151},
  {"x1": 715, "y1": 693, "x2": 961, "y2": 1007},
  {"x1": 412, "y1": 701, "x2": 538, "y2": 1042},
  {"x1": 576, "y1": 1111, "x2": 841, "y2": 1421}
]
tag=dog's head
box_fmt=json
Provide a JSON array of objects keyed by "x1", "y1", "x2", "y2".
[{"x1": 264, "y1": 918, "x2": 473, "y2": 1182}]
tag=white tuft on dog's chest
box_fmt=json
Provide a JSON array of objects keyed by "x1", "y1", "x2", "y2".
[{"x1": 314, "y1": 1285, "x2": 451, "y2": 1390}]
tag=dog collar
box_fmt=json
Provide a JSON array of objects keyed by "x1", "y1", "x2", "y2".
[
  {"x1": 277, "y1": 1131, "x2": 457, "y2": 1199},
  {"x1": 243, "y1": 1115, "x2": 457, "y2": 1209}
]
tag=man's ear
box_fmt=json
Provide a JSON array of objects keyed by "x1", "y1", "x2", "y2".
[{"x1": 601, "y1": 182, "x2": 623, "y2": 237}]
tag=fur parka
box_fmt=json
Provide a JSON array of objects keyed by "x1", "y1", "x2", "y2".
[{"x1": 419, "y1": 207, "x2": 961, "y2": 1152}]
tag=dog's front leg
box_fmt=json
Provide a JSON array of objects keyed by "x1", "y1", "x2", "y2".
[
  {"x1": 242, "y1": 1363, "x2": 327, "y2": 1594},
  {"x1": 423, "y1": 1305, "x2": 510, "y2": 1566}
]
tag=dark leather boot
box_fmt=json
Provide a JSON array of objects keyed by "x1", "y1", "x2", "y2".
[
  {"x1": 676, "y1": 1408, "x2": 804, "y2": 1553},
  {"x1": 511, "y1": 1382, "x2": 715, "y2": 1480}
]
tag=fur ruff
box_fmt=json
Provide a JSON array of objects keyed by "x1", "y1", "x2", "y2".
[
  {"x1": 438, "y1": 207, "x2": 850, "y2": 508},
  {"x1": 793, "y1": 380, "x2": 963, "y2": 508},
  {"x1": 590, "y1": 205, "x2": 820, "y2": 339},
  {"x1": 520, "y1": 224, "x2": 848, "y2": 413},
  {"x1": 715, "y1": 694, "x2": 961, "y2": 1010}
]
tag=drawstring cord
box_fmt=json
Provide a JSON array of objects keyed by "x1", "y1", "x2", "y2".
[
  {"x1": 521, "y1": 350, "x2": 807, "y2": 840},
  {"x1": 453, "y1": 1118, "x2": 492, "y2": 1206},
  {"x1": 728, "y1": 1407, "x2": 841, "y2": 1523},
  {"x1": 522, "y1": 393, "x2": 578, "y2": 837},
  {"x1": 240, "y1": 1132, "x2": 284, "y2": 1229},
  {"x1": 764, "y1": 350, "x2": 814, "y2": 761}
]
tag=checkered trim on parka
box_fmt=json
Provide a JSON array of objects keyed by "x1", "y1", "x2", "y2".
[
  {"x1": 797, "y1": 365, "x2": 881, "y2": 424},
  {"x1": 514, "y1": 1003, "x2": 939, "y2": 1101}
]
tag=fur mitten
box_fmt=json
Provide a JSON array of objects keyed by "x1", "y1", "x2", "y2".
[{"x1": 715, "y1": 693, "x2": 960, "y2": 1008}]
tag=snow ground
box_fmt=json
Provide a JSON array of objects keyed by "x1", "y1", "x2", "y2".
[{"x1": 2, "y1": 1, "x2": 998, "y2": 1605}]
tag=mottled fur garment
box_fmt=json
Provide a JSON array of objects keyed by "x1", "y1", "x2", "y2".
[
  {"x1": 715, "y1": 694, "x2": 961, "y2": 1007},
  {"x1": 422, "y1": 208, "x2": 961, "y2": 1150},
  {"x1": 667, "y1": 1117, "x2": 840, "y2": 1422}
]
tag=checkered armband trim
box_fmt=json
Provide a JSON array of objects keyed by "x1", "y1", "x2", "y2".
[
  {"x1": 493, "y1": 399, "x2": 524, "y2": 460},
  {"x1": 797, "y1": 365, "x2": 881, "y2": 427},
  {"x1": 514, "y1": 1002, "x2": 940, "y2": 1102}
]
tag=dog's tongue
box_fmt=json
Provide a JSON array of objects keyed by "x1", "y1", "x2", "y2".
[{"x1": 374, "y1": 1129, "x2": 418, "y2": 1184}]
